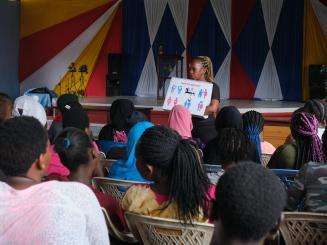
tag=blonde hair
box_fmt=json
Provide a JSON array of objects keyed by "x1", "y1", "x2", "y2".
[{"x1": 194, "y1": 56, "x2": 214, "y2": 83}]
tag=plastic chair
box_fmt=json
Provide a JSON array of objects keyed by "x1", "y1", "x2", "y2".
[
  {"x1": 125, "y1": 212, "x2": 214, "y2": 245},
  {"x1": 203, "y1": 164, "x2": 224, "y2": 185},
  {"x1": 261, "y1": 153, "x2": 272, "y2": 167},
  {"x1": 92, "y1": 177, "x2": 147, "y2": 202},
  {"x1": 279, "y1": 212, "x2": 327, "y2": 245},
  {"x1": 271, "y1": 169, "x2": 299, "y2": 188},
  {"x1": 101, "y1": 208, "x2": 138, "y2": 243}
]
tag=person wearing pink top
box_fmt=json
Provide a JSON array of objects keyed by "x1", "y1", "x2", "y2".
[{"x1": 46, "y1": 106, "x2": 103, "y2": 178}]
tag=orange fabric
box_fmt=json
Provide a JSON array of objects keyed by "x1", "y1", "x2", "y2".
[
  {"x1": 21, "y1": 0, "x2": 113, "y2": 38},
  {"x1": 302, "y1": 0, "x2": 327, "y2": 100}
]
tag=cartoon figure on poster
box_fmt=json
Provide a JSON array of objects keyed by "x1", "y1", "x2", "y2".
[{"x1": 163, "y1": 77, "x2": 213, "y2": 117}]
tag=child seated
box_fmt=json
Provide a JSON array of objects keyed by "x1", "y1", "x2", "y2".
[
  {"x1": 210, "y1": 162, "x2": 286, "y2": 245},
  {"x1": 122, "y1": 125, "x2": 215, "y2": 223}
]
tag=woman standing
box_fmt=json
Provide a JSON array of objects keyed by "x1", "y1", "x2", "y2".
[{"x1": 188, "y1": 56, "x2": 220, "y2": 144}]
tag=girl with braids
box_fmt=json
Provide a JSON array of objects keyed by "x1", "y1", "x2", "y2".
[
  {"x1": 188, "y1": 56, "x2": 220, "y2": 144},
  {"x1": 121, "y1": 125, "x2": 215, "y2": 223},
  {"x1": 242, "y1": 111, "x2": 276, "y2": 164},
  {"x1": 268, "y1": 112, "x2": 326, "y2": 169}
]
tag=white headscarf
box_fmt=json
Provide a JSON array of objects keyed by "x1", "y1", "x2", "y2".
[{"x1": 13, "y1": 95, "x2": 47, "y2": 126}]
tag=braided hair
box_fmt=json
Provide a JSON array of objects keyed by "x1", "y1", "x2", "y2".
[
  {"x1": 242, "y1": 110, "x2": 265, "y2": 164},
  {"x1": 193, "y1": 56, "x2": 214, "y2": 83},
  {"x1": 303, "y1": 99, "x2": 326, "y2": 125},
  {"x1": 137, "y1": 125, "x2": 210, "y2": 223},
  {"x1": 291, "y1": 112, "x2": 326, "y2": 169}
]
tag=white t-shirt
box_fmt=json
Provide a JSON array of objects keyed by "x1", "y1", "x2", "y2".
[{"x1": 0, "y1": 181, "x2": 109, "y2": 245}]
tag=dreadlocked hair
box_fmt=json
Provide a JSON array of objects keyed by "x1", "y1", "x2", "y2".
[
  {"x1": 242, "y1": 110, "x2": 265, "y2": 164},
  {"x1": 291, "y1": 112, "x2": 326, "y2": 169},
  {"x1": 137, "y1": 125, "x2": 211, "y2": 223},
  {"x1": 194, "y1": 56, "x2": 214, "y2": 83}
]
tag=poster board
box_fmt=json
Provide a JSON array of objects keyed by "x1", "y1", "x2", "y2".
[{"x1": 163, "y1": 77, "x2": 213, "y2": 117}]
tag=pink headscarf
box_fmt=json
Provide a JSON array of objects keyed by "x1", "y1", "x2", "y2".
[{"x1": 168, "y1": 105, "x2": 193, "y2": 139}]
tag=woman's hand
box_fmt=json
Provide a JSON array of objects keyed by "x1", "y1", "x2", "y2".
[{"x1": 204, "y1": 99, "x2": 220, "y2": 116}]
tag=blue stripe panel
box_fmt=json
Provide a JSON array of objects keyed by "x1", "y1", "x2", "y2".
[
  {"x1": 272, "y1": 0, "x2": 303, "y2": 101},
  {"x1": 234, "y1": 0, "x2": 269, "y2": 87},
  {"x1": 152, "y1": 5, "x2": 185, "y2": 64},
  {"x1": 121, "y1": 0, "x2": 150, "y2": 95},
  {"x1": 188, "y1": 0, "x2": 230, "y2": 75}
]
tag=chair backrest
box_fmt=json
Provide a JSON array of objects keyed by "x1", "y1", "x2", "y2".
[
  {"x1": 101, "y1": 208, "x2": 138, "y2": 243},
  {"x1": 261, "y1": 153, "x2": 272, "y2": 167},
  {"x1": 279, "y1": 212, "x2": 327, "y2": 245},
  {"x1": 125, "y1": 212, "x2": 214, "y2": 245},
  {"x1": 202, "y1": 164, "x2": 222, "y2": 173},
  {"x1": 92, "y1": 177, "x2": 147, "y2": 202},
  {"x1": 271, "y1": 169, "x2": 299, "y2": 188}
]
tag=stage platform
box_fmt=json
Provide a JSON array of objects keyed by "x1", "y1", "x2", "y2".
[{"x1": 80, "y1": 96, "x2": 303, "y2": 114}]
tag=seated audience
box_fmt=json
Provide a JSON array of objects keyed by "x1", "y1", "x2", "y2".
[
  {"x1": 54, "y1": 127, "x2": 123, "y2": 227},
  {"x1": 168, "y1": 105, "x2": 204, "y2": 149},
  {"x1": 204, "y1": 106, "x2": 243, "y2": 164},
  {"x1": 268, "y1": 112, "x2": 325, "y2": 169},
  {"x1": 286, "y1": 129, "x2": 327, "y2": 213},
  {"x1": 205, "y1": 128, "x2": 257, "y2": 184},
  {"x1": 46, "y1": 106, "x2": 102, "y2": 179},
  {"x1": 210, "y1": 162, "x2": 286, "y2": 245},
  {"x1": 12, "y1": 95, "x2": 47, "y2": 127},
  {"x1": 242, "y1": 110, "x2": 276, "y2": 163},
  {"x1": 122, "y1": 126, "x2": 214, "y2": 223},
  {"x1": 48, "y1": 93, "x2": 80, "y2": 143},
  {"x1": 108, "y1": 121, "x2": 153, "y2": 182},
  {"x1": 0, "y1": 92, "x2": 13, "y2": 123},
  {"x1": 98, "y1": 99, "x2": 134, "y2": 142},
  {"x1": 0, "y1": 116, "x2": 109, "y2": 244}
]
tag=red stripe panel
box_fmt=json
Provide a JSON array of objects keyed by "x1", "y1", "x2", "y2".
[
  {"x1": 19, "y1": 2, "x2": 116, "y2": 82},
  {"x1": 231, "y1": 0, "x2": 256, "y2": 44},
  {"x1": 229, "y1": 51, "x2": 255, "y2": 99},
  {"x1": 187, "y1": 0, "x2": 208, "y2": 45},
  {"x1": 85, "y1": 5, "x2": 122, "y2": 96}
]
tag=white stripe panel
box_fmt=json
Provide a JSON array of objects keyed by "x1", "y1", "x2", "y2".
[
  {"x1": 20, "y1": 0, "x2": 121, "y2": 93},
  {"x1": 135, "y1": 49, "x2": 158, "y2": 97},
  {"x1": 254, "y1": 50, "x2": 283, "y2": 100},
  {"x1": 261, "y1": 0, "x2": 284, "y2": 46},
  {"x1": 214, "y1": 50, "x2": 231, "y2": 99},
  {"x1": 144, "y1": 0, "x2": 168, "y2": 45},
  {"x1": 310, "y1": 0, "x2": 327, "y2": 36},
  {"x1": 168, "y1": 0, "x2": 189, "y2": 46},
  {"x1": 210, "y1": 0, "x2": 231, "y2": 46}
]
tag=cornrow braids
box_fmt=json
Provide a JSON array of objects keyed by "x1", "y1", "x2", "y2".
[
  {"x1": 194, "y1": 56, "x2": 214, "y2": 83},
  {"x1": 242, "y1": 110, "x2": 265, "y2": 164},
  {"x1": 138, "y1": 126, "x2": 211, "y2": 223}
]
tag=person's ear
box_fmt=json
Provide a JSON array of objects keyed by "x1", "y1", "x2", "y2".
[
  {"x1": 267, "y1": 213, "x2": 284, "y2": 240},
  {"x1": 144, "y1": 164, "x2": 154, "y2": 180}
]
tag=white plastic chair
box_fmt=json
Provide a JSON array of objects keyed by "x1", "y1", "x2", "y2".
[{"x1": 125, "y1": 212, "x2": 214, "y2": 245}]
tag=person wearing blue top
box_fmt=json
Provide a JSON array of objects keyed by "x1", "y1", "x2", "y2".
[{"x1": 108, "y1": 121, "x2": 154, "y2": 182}]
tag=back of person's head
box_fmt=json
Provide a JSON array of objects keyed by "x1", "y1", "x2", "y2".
[
  {"x1": 242, "y1": 110, "x2": 265, "y2": 163},
  {"x1": 302, "y1": 99, "x2": 326, "y2": 125},
  {"x1": 54, "y1": 127, "x2": 93, "y2": 172},
  {"x1": 215, "y1": 106, "x2": 243, "y2": 132},
  {"x1": 0, "y1": 92, "x2": 13, "y2": 123},
  {"x1": 137, "y1": 125, "x2": 210, "y2": 223},
  {"x1": 211, "y1": 162, "x2": 286, "y2": 244},
  {"x1": 0, "y1": 116, "x2": 49, "y2": 177},
  {"x1": 110, "y1": 99, "x2": 134, "y2": 131},
  {"x1": 291, "y1": 112, "x2": 325, "y2": 168},
  {"x1": 13, "y1": 95, "x2": 47, "y2": 127},
  {"x1": 56, "y1": 93, "x2": 79, "y2": 113},
  {"x1": 126, "y1": 111, "x2": 148, "y2": 131},
  {"x1": 168, "y1": 105, "x2": 193, "y2": 139},
  {"x1": 60, "y1": 100, "x2": 83, "y2": 114},
  {"x1": 62, "y1": 106, "x2": 89, "y2": 131},
  {"x1": 217, "y1": 128, "x2": 257, "y2": 168}
]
